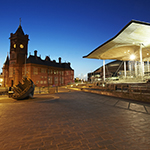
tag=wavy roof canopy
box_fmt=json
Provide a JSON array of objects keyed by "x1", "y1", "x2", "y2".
[{"x1": 83, "y1": 20, "x2": 150, "y2": 61}]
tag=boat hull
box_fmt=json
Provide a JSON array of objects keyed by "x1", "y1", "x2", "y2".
[{"x1": 10, "y1": 78, "x2": 35, "y2": 100}]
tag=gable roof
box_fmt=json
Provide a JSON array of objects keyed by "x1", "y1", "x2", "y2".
[{"x1": 26, "y1": 55, "x2": 73, "y2": 70}]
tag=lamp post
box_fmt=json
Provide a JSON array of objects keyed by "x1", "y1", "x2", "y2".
[
  {"x1": 124, "y1": 61, "x2": 126, "y2": 78},
  {"x1": 140, "y1": 44, "x2": 144, "y2": 80},
  {"x1": 103, "y1": 59, "x2": 105, "y2": 82},
  {"x1": 135, "y1": 61, "x2": 137, "y2": 77}
]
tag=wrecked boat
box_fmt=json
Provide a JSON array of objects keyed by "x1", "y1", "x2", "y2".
[{"x1": 9, "y1": 77, "x2": 35, "y2": 100}]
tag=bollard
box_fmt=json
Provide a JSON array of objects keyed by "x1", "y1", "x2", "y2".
[{"x1": 56, "y1": 86, "x2": 58, "y2": 93}]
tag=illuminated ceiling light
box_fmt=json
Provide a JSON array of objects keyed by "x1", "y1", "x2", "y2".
[
  {"x1": 128, "y1": 50, "x2": 130, "y2": 52},
  {"x1": 147, "y1": 53, "x2": 149, "y2": 55},
  {"x1": 124, "y1": 51, "x2": 126, "y2": 53},
  {"x1": 130, "y1": 54, "x2": 136, "y2": 60}
]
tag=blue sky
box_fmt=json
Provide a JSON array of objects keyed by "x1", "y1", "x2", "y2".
[{"x1": 1, "y1": 0, "x2": 150, "y2": 79}]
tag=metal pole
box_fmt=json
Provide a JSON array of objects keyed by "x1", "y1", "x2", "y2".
[
  {"x1": 148, "y1": 60, "x2": 149, "y2": 78},
  {"x1": 103, "y1": 59, "x2": 105, "y2": 81},
  {"x1": 135, "y1": 61, "x2": 137, "y2": 77},
  {"x1": 147, "y1": 60, "x2": 149, "y2": 73},
  {"x1": 143, "y1": 61, "x2": 145, "y2": 76},
  {"x1": 124, "y1": 61, "x2": 126, "y2": 78},
  {"x1": 129, "y1": 61, "x2": 131, "y2": 77},
  {"x1": 140, "y1": 44, "x2": 143, "y2": 80}
]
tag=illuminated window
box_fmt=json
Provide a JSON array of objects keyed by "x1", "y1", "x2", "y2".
[
  {"x1": 13, "y1": 44, "x2": 16, "y2": 48},
  {"x1": 48, "y1": 76, "x2": 52, "y2": 84},
  {"x1": 44, "y1": 81, "x2": 47, "y2": 84},
  {"x1": 54, "y1": 77, "x2": 58, "y2": 84}
]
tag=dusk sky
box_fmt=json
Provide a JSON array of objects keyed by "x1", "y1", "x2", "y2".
[{"x1": 1, "y1": 0, "x2": 150, "y2": 79}]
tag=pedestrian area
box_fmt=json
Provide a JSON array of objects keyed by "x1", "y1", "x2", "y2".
[{"x1": 0, "y1": 89, "x2": 150, "y2": 150}]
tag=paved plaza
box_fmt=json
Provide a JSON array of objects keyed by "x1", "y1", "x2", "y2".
[{"x1": 0, "y1": 88, "x2": 150, "y2": 150}]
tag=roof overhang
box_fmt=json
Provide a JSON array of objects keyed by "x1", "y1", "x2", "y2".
[{"x1": 83, "y1": 20, "x2": 150, "y2": 61}]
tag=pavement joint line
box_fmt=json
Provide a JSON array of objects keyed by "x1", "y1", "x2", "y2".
[
  {"x1": 112, "y1": 102, "x2": 150, "y2": 115},
  {"x1": 113, "y1": 100, "x2": 119, "y2": 106},
  {"x1": 127, "y1": 108, "x2": 148, "y2": 114},
  {"x1": 128, "y1": 102, "x2": 130, "y2": 109},
  {"x1": 144, "y1": 105, "x2": 149, "y2": 113},
  {"x1": 85, "y1": 91, "x2": 150, "y2": 115}
]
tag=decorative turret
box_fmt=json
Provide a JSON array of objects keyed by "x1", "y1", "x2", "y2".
[
  {"x1": 2, "y1": 55, "x2": 9, "y2": 69},
  {"x1": 4, "y1": 55, "x2": 9, "y2": 66}
]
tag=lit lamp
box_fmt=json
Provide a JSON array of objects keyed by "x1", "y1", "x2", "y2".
[{"x1": 130, "y1": 54, "x2": 135, "y2": 60}]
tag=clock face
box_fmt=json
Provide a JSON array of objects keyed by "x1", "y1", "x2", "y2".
[
  {"x1": 13, "y1": 44, "x2": 16, "y2": 48},
  {"x1": 20, "y1": 44, "x2": 24, "y2": 49}
]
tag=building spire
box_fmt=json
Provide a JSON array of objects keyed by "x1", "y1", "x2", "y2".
[{"x1": 19, "y1": 18, "x2": 21, "y2": 26}]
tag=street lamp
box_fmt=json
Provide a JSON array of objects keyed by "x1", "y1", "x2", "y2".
[{"x1": 130, "y1": 54, "x2": 136, "y2": 60}]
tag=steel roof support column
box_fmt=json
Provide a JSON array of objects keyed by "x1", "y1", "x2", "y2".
[
  {"x1": 103, "y1": 59, "x2": 105, "y2": 82},
  {"x1": 124, "y1": 61, "x2": 126, "y2": 78},
  {"x1": 140, "y1": 44, "x2": 143, "y2": 80},
  {"x1": 143, "y1": 61, "x2": 145, "y2": 76},
  {"x1": 147, "y1": 60, "x2": 149, "y2": 73},
  {"x1": 147, "y1": 59, "x2": 149, "y2": 76},
  {"x1": 135, "y1": 61, "x2": 137, "y2": 77},
  {"x1": 129, "y1": 61, "x2": 131, "y2": 77}
]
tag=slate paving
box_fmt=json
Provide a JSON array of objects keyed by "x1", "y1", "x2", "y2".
[{"x1": 0, "y1": 89, "x2": 150, "y2": 150}]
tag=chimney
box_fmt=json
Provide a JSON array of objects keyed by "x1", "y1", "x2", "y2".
[
  {"x1": 59, "y1": 57, "x2": 61, "y2": 64},
  {"x1": 68, "y1": 62, "x2": 71, "y2": 66},
  {"x1": 34, "y1": 50, "x2": 37, "y2": 57},
  {"x1": 45, "y1": 56, "x2": 50, "y2": 61}
]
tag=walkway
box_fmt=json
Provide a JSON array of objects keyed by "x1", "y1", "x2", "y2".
[{"x1": 0, "y1": 89, "x2": 150, "y2": 150}]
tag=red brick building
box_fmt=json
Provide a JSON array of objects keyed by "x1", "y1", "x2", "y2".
[{"x1": 2, "y1": 24, "x2": 74, "y2": 87}]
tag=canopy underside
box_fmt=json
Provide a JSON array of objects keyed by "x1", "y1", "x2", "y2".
[{"x1": 83, "y1": 20, "x2": 150, "y2": 61}]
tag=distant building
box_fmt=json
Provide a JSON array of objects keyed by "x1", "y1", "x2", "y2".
[
  {"x1": 88, "y1": 60, "x2": 128, "y2": 82},
  {"x1": 2, "y1": 23, "x2": 74, "y2": 87},
  {"x1": 0, "y1": 73, "x2": 3, "y2": 86}
]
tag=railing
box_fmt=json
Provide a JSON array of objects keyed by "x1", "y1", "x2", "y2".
[
  {"x1": 34, "y1": 86, "x2": 57, "y2": 94},
  {"x1": 0, "y1": 87, "x2": 8, "y2": 95},
  {"x1": 87, "y1": 83, "x2": 150, "y2": 95}
]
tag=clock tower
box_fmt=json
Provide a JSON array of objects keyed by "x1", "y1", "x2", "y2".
[
  {"x1": 9, "y1": 24, "x2": 29, "y2": 65},
  {"x1": 8, "y1": 22, "x2": 29, "y2": 86}
]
